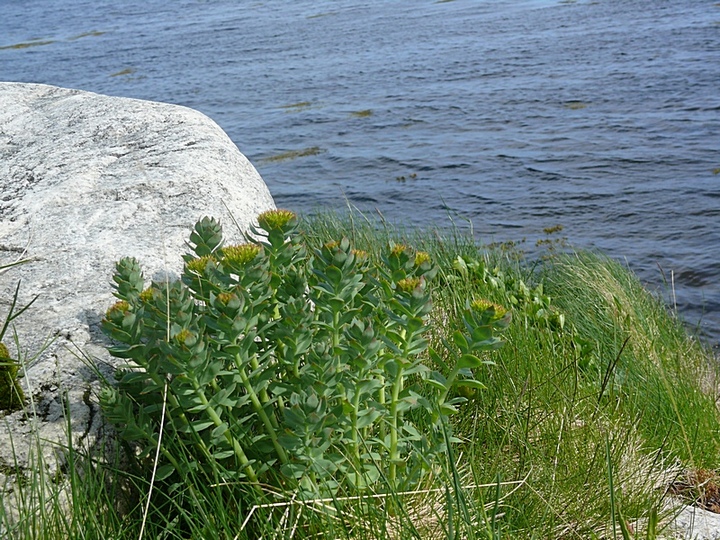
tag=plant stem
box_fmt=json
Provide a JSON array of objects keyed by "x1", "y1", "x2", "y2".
[
  {"x1": 378, "y1": 378, "x2": 387, "y2": 442},
  {"x1": 191, "y1": 379, "x2": 260, "y2": 483},
  {"x1": 351, "y1": 391, "x2": 362, "y2": 461},
  {"x1": 389, "y1": 365, "x2": 404, "y2": 485},
  {"x1": 248, "y1": 353, "x2": 273, "y2": 405},
  {"x1": 439, "y1": 363, "x2": 461, "y2": 405},
  {"x1": 333, "y1": 309, "x2": 341, "y2": 350},
  {"x1": 236, "y1": 357, "x2": 289, "y2": 465}
]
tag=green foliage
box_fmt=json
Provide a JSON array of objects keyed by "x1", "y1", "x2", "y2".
[
  {"x1": 6, "y1": 210, "x2": 720, "y2": 539},
  {"x1": 99, "y1": 210, "x2": 508, "y2": 501},
  {"x1": 450, "y1": 254, "x2": 566, "y2": 332},
  {"x1": 0, "y1": 341, "x2": 25, "y2": 412},
  {"x1": 0, "y1": 279, "x2": 34, "y2": 413}
]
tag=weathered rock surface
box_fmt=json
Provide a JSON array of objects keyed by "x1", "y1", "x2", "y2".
[
  {"x1": 664, "y1": 503, "x2": 720, "y2": 539},
  {"x1": 0, "y1": 82, "x2": 275, "y2": 487}
]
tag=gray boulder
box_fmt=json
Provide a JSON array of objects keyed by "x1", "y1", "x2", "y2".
[{"x1": 0, "y1": 82, "x2": 275, "y2": 489}]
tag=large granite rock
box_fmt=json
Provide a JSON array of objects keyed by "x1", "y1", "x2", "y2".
[{"x1": 0, "y1": 82, "x2": 275, "y2": 487}]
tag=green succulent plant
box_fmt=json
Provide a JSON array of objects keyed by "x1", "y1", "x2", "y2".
[{"x1": 99, "y1": 210, "x2": 508, "y2": 499}]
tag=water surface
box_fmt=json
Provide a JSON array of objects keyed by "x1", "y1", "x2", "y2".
[{"x1": 2, "y1": 0, "x2": 718, "y2": 346}]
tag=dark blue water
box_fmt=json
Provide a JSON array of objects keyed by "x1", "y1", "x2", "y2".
[{"x1": 2, "y1": 0, "x2": 719, "y2": 347}]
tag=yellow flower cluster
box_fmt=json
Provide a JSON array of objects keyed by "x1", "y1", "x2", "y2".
[
  {"x1": 186, "y1": 255, "x2": 216, "y2": 275},
  {"x1": 470, "y1": 299, "x2": 507, "y2": 319},
  {"x1": 257, "y1": 209, "x2": 297, "y2": 231},
  {"x1": 396, "y1": 277, "x2": 421, "y2": 293},
  {"x1": 223, "y1": 244, "x2": 261, "y2": 266}
]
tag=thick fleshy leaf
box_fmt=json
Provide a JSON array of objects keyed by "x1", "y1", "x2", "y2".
[
  {"x1": 452, "y1": 331, "x2": 469, "y2": 351},
  {"x1": 440, "y1": 403, "x2": 458, "y2": 416},
  {"x1": 356, "y1": 408, "x2": 383, "y2": 429},
  {"x1": 429, "y1": 347, "x2": 449, "y2": 371},
  {"x1": 455, "y1": 379, "x2": 486, "y2": 390},
  {"x1": 470, "y1": 325, "x2": 493, "y2": 343},
  {"x1": 211, "y1": 422, "x2": 229, "y2": 440},
  {"x1": 456, "y1": 353, "x2": 485, "y2": 369},
  {"x1": 425, "y1": 378, "x2": 447, "y2": 392},
  {"x1": 155, "y1": 464, "x2": 176, "y2": 482},
  {"x1": 181, "y1": 420, "x2": 214, "y2": 434},
  {"x1": 212, "y1": 450, "x2": 236, "y2": 460}
]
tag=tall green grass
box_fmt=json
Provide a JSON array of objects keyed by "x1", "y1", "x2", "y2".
[{"x1": 1, "y1": 210, "x2": 718, "y2": 539}]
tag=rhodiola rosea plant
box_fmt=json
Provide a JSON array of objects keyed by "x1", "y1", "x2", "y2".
[{"x1": 99, "y1": 209, "x2": 509, "y2": 500}]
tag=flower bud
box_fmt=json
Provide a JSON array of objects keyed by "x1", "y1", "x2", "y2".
[
  {"x1": 257, "y1": 209, "x2": 297, "y2": 231},
  {"x1": 414, "y1": 251, "x2": 431, "y2": 267},
  {"x1": 185, "y1": 255, "x2": 216, "y2": 275},
  {"x1": 105, "y1": 300, "x2": 131, "y2": 320},
  {"x1": 396, "y1": 277, "x2": 422, "y2": 293},
  {"x1": 470, "y1": 299, "x2": 508, "y2": 321},
  {"x1": 223, "y1": 243, "x2": 262, "y2": 266},
  {"x1": 391, "y1": 244, "x2": 408, "y2": 257}
]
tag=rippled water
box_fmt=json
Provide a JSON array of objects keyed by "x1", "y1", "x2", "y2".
[{"x1": 2, "y1": 0, "x2": 719, "y2": 347}]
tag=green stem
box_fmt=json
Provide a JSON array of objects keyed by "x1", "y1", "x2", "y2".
[
  {"x1": 249, "y1": 353, "x2": 272, "y2": 407},
  {"x1": 351, "y1": 391, "x2": 362, "y2": 461},
  {"x1": 388, "y1": 326, "x2": 421, "y2": 484},
  {"x1": 190, "y1": 379, "x2": 259, "y2": 483},
  {"x1": 388, "y1": 365, "x2": 404, "y2": 485},
  {"x1": 439, "y1": 363, "x2": 462, "y2": 406},
  {"x1": 138, "y1": 371, "x2": 225, "y2": 472},
  {"x1": 147, "y1": 372, "x2": 193, "y2": 428},
  {"x1": 378, "y1": 379, "x2": 386, "y2": 442},
  {"x1": 333, "y1": 309, "x2": 341, "y2": 350},
  {"x1": 236, "y1": 356, "x2": 289, "y2": 465}
]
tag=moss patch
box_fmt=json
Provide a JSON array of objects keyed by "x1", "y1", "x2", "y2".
[{"x1": 0, "y1": 343, "x2": 25, "y2": 412}]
